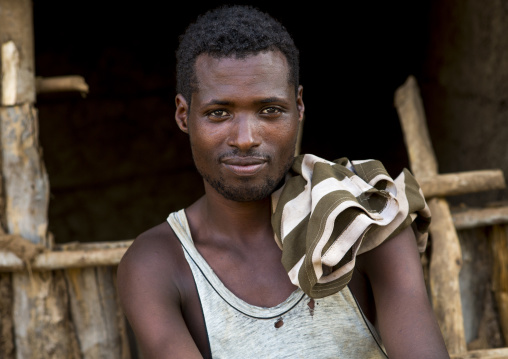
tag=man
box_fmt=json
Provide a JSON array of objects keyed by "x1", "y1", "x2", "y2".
[{"x1": 117, "y1": 5, "x2": 449, "y2": 358}]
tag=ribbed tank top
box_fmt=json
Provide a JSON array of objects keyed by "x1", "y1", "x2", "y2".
[{"x1": 168, "y1": 210, "x2": 388, "y2": 359}]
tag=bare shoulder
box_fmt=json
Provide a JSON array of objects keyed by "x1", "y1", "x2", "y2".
[
  {"x1": 117, "y1": 221, "x2": 204, "y2": 358},
  {"x1": 117, "y1": 221, "x2": 182, "y2": 326},
  {"x1": 119, "y1": 221, "x2": 183, "y2": 277},
  {"x1": 355, "y1": 226, "x2": 450, "y2": 359},
  {"x1": 118, "y1": 221, "x2": 186, "y2": 297}
]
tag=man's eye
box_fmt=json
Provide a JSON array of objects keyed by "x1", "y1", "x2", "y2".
[
  {"x1": 208, "y1": 110, "x2": 229, "y2": 118},
  {"x1": 261, "y1": 107, "x2": 282, "y2": 115}
]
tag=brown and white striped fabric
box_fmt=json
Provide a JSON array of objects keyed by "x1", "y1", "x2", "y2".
[{"x1": 271, "y1": 154, "x2": 431, "y2": 299}]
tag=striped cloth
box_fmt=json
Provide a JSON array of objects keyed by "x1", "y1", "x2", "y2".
[{"x1": 271, "y1": 154, "x2": 431, "y2": 299}]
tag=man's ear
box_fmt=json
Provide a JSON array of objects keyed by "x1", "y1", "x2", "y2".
[
  {"x1": 294, "y1": 85, "x2": 305, "y2": 156},
  {"x1": 297, "y1": 85, "x2": 305, "y2": 122},
  {"x1": 175, "y1": 94, "x2": 189, "y2": 134}
]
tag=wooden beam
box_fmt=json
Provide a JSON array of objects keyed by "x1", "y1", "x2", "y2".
[
  {"x1": 1, "y1": 41, "x2": 19, "y2": 105},
  {"x1": 428, "y1": 198, "x2": 466, "y2": 354},
  {"x1": 0, "y1": 0, "x2": 35, "y2": 105},
  {"x1": 65, "y1": 266, "x2": 131, "y2": 358},
  {"x1": 0, "y1": 246, "x2": 130, "y2": 271},
  {"x1": 0, "y1": 104, "x2": 50, "y2": 244},
  {"x1": 450, "y1": 348, "x2": 508, "y2": 359},
  {"x1": 395, "y1": 75, "x2": 467, "y2": 354},
  {"x1": 419, "y1": 170, "x2": 505, "y2": 199},
  {"x1": 56, "y1": 240, "x2": 133, "y2": 251},
  {"x1": 35, "y1": 75, "x2": 89, "y2": 95},
  {"x1": 452, "y1": 206, "x2": 508, "y2": 230},
  {"x1": 490, "y1": 225, "x2": 508, "y2": 346},
  {"x1": 394, "y1": 75, "x2": 438, "y2": 179},
  {"x1": 0, "y1": 273, "x2": 14, "y2": 358}
]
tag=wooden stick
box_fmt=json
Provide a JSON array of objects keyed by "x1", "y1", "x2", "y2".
[
  {"x1": 0, "y1": 246, "x2": 130, "y2": 271},
  {"x1": 65, "y1": 267, "x2": 131, "y2": 358},
  {"x1": 450, "y1": 347, "x2": 508, "y2": 359},
  {"x1": 419, "y1": 170, "x2": 505, "y2": 199},
  {"x1": 428, "y1": 198, "x2": 467, "y2": 354},
  {"x1": 0, "y1": 40, "x2": 15, "y2": 359},
  {"x1": 12, "y1": 270, "x2": 81, "y2": 358},
  {"x1": 394, "y1": 75, "x2": 438, "y2": 179},
  {"x1": 490, "y1": 225, "x2": 508, "y2": 346},
  {"x1": 0, "y1": 104, "x2": 50, "y2": 244},
  {"x1": 452, "y1": 206, "x2": 508, "y2": 230},
  {"x1": 56, "y1": 239, "x2": 133, "y2": 251},
  {"x1": 35, "y1": 76, "x2": 89, "y2": 95},
  {"x1": 0, "y1": 273, "x2": 14, "y2": 358},
  {"x1": 1, "y1": 41, "x2": 19, "y2": 106},
  {"x1": 0, "y1": 0, "x2": 36, "y2": 105},
  {"x1": 394, "y1": 75, "x2": 467, "y2": 354}
]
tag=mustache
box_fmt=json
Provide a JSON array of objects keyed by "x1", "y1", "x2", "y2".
[{"x1": 217, "y1": 149, "x2": 271, "y2": 162}]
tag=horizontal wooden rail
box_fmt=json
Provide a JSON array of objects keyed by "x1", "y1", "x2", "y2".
[
  {"x1": 452, "y1": 206, "x2": 508, "y2": 230},
  {"x1": 450, "y1": 347, "x2": 508, "y2": 358},
  {"x1": 2, "y1": 206, "x2": 508, "y2": 272},
  {"x1": 419, "y1": 170, "x2": 505, "y2": 199},
  {"x1": 0, "y1": 240, "x2": 132, "y2": 271},
  {"x1": 35, "y1": 75, "x2": 89, "y2": 95}
]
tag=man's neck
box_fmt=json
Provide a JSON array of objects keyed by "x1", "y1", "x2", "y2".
[{"x1": 185, "y1": 182, "x2": 274, "y2": 246}]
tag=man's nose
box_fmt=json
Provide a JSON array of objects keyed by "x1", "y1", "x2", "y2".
[{"x1": 227, "y1": 115, "x2": 261, "y2": 151}]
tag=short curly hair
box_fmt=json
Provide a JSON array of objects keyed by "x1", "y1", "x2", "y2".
[{"x1": 176, "y1": 5, "x2": 300, "y2": 104}]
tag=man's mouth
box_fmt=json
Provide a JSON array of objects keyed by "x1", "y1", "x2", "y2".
[{"x1": 221, "y1": 157, "x2": 267, "y2": 176}]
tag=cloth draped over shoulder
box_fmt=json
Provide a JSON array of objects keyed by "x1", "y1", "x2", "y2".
[{"x1": 271, "y1": 154, "x2": 431, "y2": 299}]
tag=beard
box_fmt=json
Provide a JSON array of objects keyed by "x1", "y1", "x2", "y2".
[
  {"x1": 202, "y1": 174, "x2": 279, "y2": 202},
  {"x1": 195, "y1": 148, "x2": 295, "y2": 202}
]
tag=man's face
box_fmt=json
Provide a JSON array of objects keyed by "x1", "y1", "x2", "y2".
[{"x1": 175, "y1": 50, "x2": 304, "y2": 202}]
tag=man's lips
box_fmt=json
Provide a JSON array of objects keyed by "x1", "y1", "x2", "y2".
[{"x1": 221, "y1": 157, "x2": 267, "y2": 176}]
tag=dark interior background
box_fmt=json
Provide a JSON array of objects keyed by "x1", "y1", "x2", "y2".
[{"x1": 31, "y1": 1, "x2": 507, "y2": 244}]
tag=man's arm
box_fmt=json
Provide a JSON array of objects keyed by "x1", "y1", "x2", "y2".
[
  {"x1": 356, "y1": 225, "x2": 450, "y2": 359},
  {"x1": 117, "y1": 225, "x2": 204, "y2": 359}
]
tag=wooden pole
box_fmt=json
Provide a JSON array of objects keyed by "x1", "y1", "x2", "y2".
[
  {"x1": 0, "y1": 1, "x2": 80, "y2": 357},
  {"x1": 427, "y1": 198, "x2": 466, "y2": 350},
  {"x1": 65, "y1": 266, "x2": 131, "y2": 359},
  {"x1": 0, "y1": 270, "x2": 14, "y2": 358},
  {"x1": 0, "y1": 39, "x2": 13, "y2": 358},
  {"x1": 0, "y1": 0, "x2": 35, "y2": 106},
  {"x1": 490, "y1": 225, "x2": 508, "y2": 346},
  {"x1": 395, "y1": 75, "x2": 467, "y2": 354},
  {"x1": 393, "y1": 76, "x2": 438, "y2": 180},
  {"x1": 0, "y1": 105, "x2": 50, "y2": 243}
]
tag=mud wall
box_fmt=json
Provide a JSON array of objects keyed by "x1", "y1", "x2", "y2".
[
  {"x1": 421, "y1": 0, "x2": 508, "y2": 347},
  {"x1": 421, "y1": 0, "x2": 508, "y2": 207}
]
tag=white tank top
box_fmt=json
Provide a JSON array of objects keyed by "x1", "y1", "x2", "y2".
[{"x1": 168, "y1": 210, "x2": 388, "y2": 359}]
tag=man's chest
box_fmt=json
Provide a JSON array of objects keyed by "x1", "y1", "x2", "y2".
[{"x1": 195, "y1": 241, "x2": 298, "y2": 307}]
